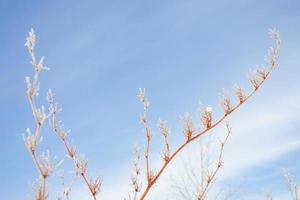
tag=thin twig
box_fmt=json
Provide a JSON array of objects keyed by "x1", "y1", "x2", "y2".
[
  {"x1": 48, "y1": 92, "x2": 101, "y2": 200},
  {"x1": 138, "y1": 30, "x2": 281, "y2": 200},
  {"x1": 197, "y1": 123, "x2": 231, "y2": 200}
]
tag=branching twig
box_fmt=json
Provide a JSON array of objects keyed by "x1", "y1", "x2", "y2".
[
  {"x1": 23, "y1": 29, "x2": 59, "y2": 200},
  {"x1": 47, "y1": 90, "x2": 101, "y2": 200},
  {"x1": 138, "y1": 89, "x2": 154, "y2": 185},
  {"x1": 24, "y1": 29, "x2": 101, "y2": 200},
  {"x1": 197, "y1": 123, "x2": 232, "y2": 200},
  {"x1": 137, "y1": 29, "x2": 281, "y2": 200}
]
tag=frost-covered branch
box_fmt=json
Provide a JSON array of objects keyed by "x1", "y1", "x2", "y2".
[
  {"x1": 47, "y1": 89, "x2": 102, "y2": 200},
  {"x1": 23, "y1": 29, "x2": 101, "y2": 200},
  {"x1": 23, "y1": 29, "x2": 60, "y2": 200},
  {"x1": 135, "y1": 29, "x2": 281, "y2": 200}
]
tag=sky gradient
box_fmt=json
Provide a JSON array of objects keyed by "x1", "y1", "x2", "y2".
[{"x1": 0, "y1": 0, "x2": 300, "y2": 199}]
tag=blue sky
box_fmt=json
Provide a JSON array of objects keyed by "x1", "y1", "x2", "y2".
[{"x1": 0, "y1": 0, "x2": 300, "y2": 199}]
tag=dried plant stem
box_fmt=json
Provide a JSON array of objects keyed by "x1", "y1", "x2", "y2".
[
  {"x1": 42, "y1": 176, "x2": 47, "y2": 199},
  {"x1": 24, "y1": 29, "x2": 100, "y2": 200},
  {"x1": 143, "y1": 116, "x2": 151, "y2": 184},
  {"x1": 24, "y1": 29, "x2": 67, "y2": 200},
  {"x1": 140, "y1": 77, "x2": 265, "y2": 199},
  {"x1": 31, "y1": 151, "x2": 48, "y2": 199},
  {"x1": 139, "y1": 32, "x2": 280, "y2": 199},
  {"x1": 145, "y1": 131, "x2": 151, "y2": 183},
  {"x1": 50, "y1": 109, "x2": 99, "y2": 200},
  {"x1": 138, "y1": 88, "x2": 153, "y2": 184},
  {"x1": 197, "y1": 123, "x2": 231, "y2": 200},
  {"x1": 82, "y1": 173, "x2": 97, "y2": 200},
  {"x1": 25, "y1": 46, "x2": 48, "y2": 199},
  {"x1": 129, "y1": 148, "x2": 142, "y2": 200},
  {"x1": 26, "y1": 100, "x2": 48, "y2": 200}
]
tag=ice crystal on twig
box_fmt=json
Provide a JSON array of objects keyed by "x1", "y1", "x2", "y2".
[
  {"x1": 129, "y1": 147, "x2": 142, "y2": 200},
  {"x1": 75, "y1": 155, "x2": 88, "y2": 175},
  {"x1": 32, "y1": 178, "x2": 48, "y2": 200},
  {"x1": 89, "y1": 177, "x2": 102, "y2": 197},
  {"x1": 200, "y1": 107, "x2": 213, "y2": 129},
  {"x1": 38, "y1": 151, "x2": 63, "y2": 178},
  {"x1": 220, "y1": 90, "x2": 232, "y2": 115},
  {"x1": 23, "y1": 128, "x2": 41, "y2": 154},
  {"x1": 158, "y1": 119, "x2": 171, "y2": 161},
  {"x1": 234, "y1": 85, "x2": 246, "y2": 103},
  {"x1": 183, "y1": 113, "x2": 194, "y2": 141},
  {"x1": 25, "y1": 29, "x2": 36, "y2": 54}
]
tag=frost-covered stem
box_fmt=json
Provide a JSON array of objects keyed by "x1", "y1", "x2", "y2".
[
  {"x1": 24, "y1": 134, "x2": 50, "y2": 200},
  {"x1": 42, "y1": 176, "x2": 47, "y2": 199},
  {"x1": 159, "y1": 120, "x2": 171, "y2": 162},
  {"x1": 82, "y1": 173, "x2": 97, "y2": 200},
  {"x1": 28, "y1": 95, "x2": 39, "y2": 125},
  {"x1": 27, "y1": 64, "x2": 44, "y2": 137},
  {"x1": 144, "y1": 117, "x2": 151, "y2": 184},
  {"x1": 49, "y1": 95, "x2": 100, "y2": 200},
  {"x1": 197, "y1": 123, "x2": 231, "y2": 200},
  {"x1": 29, "y1": 116, "x2": 47, "y2": 197},
  {"x1": 139, "y1": 30, "x2": 281, "y2": 200},
  {"x1": 129, "y1": 148, "x2": 142, "y2": 200},
  {"x1": 24, "y1": 29, "x2": 49, "y2": 200},
  {"x1": 163, "y1": 136, "x2": 170, "y2": 161},
  {"x1": 138, "y1": 89, "x2": 152, "y2": 184},
  {"x1": 145, "y1": 131, "x2": 151, "y2": 184},
  {"x1": 140, "y1": 77, "x2": 264, "y2": 200},
  {"x1": 31, "y1": 151, "x2": 43, "y2": 176},
  {"x1": 31, "y1": 151, "x2": 47, "y2": 199}
]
